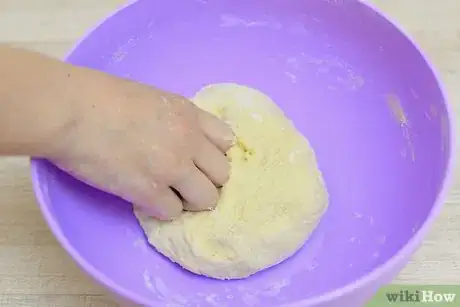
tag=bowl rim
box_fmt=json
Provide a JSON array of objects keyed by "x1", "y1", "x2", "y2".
[{"x1": 30, "y1": 0, "x2": 456, "y2": 306}]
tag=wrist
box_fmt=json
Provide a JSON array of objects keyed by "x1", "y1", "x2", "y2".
[
  {"x1": 36, "y1": 66, "x2": 94, "y2": 159},
  {"x1": 43, "y1": 66, "x2": 113, "y2": 161}
]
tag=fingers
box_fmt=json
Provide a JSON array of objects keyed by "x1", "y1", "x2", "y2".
[
  {"x1": 198, "y1": 109, "x2": 234, "y2": 152},
  {"x1": 133, "y1": 104, "x2": 233, "y2": 219},
  {"x1": 133, "y1": 136, "x2": 229, "y2": 219},
  {"x1": 171, "y1": 110, "x2": 232, "y2": 212},
  {"x1": 172, "y1": 164, "x2": 219, "y2": 212},
  {"x1": 194, "y1": 137, "x2": 230, "y2": 187},
  {"x1": 134, "y1": 187, "x2": 183, "y2": 221}
]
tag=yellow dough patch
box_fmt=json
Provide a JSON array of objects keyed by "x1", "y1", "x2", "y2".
[{"x1": 135, "y1": 83, "x2": 328, "y2": 279}]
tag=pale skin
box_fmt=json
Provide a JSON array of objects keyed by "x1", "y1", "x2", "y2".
[{"x1": 0, "y1": 45, "x2": 233, "y2": 220}]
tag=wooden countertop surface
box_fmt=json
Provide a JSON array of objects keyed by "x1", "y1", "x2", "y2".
[{"x1": 0, "y1": 0, "x2": 459, "y2": 306}]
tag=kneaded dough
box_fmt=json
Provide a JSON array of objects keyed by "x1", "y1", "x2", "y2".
[{"x1": 135, "y1": 83, "x2": 328, "y2": 280}]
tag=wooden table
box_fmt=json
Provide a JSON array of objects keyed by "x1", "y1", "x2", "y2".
[{"x1": 0, "y1": 0, "x2": 459, "y2": 306}]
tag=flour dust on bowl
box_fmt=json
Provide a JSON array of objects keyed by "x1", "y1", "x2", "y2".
[{"x1": 30, "y1": 0, "x2": 453, "y2": 306}]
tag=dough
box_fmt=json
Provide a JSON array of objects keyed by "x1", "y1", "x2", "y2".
[{"x1": 135, "y1": 83, "x2": 328, "y2": 280}]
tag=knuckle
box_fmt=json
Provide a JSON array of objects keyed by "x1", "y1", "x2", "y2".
[{"x1": 161, "y1": 151, "x2": 192, "y2": 184}]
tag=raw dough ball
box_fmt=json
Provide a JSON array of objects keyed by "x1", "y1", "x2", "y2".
[{"x1": 135, "y1": 83, "x2": 328, "y2": 280}]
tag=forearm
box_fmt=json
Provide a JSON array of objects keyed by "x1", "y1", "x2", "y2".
[{"x1": 0, "y1": 45, "x2": 93, "y2": 157}]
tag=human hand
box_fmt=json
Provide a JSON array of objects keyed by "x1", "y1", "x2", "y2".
[{"x1": 50, "y1": 71, "x2": 234, "y2": 220}]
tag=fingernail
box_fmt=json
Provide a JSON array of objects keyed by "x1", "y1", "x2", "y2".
[
  {"x1": 157, "y1": 208, "x2": 182, "y2": 221},
  {"x1": 136, "y1": 205, "x2": 174, "y2": 221},
  {"x1": 224, "y1": 130, "x2": 236, "y2": 145}
]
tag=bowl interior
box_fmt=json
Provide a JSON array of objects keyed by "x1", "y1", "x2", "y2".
[{"x1": 32, "y1": 0, "x2": 450, "y2": 306}]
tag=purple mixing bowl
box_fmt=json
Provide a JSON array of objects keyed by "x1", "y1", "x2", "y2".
[{"x1": 30, "y1": 0, "x2": 454, "y2": 306}]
